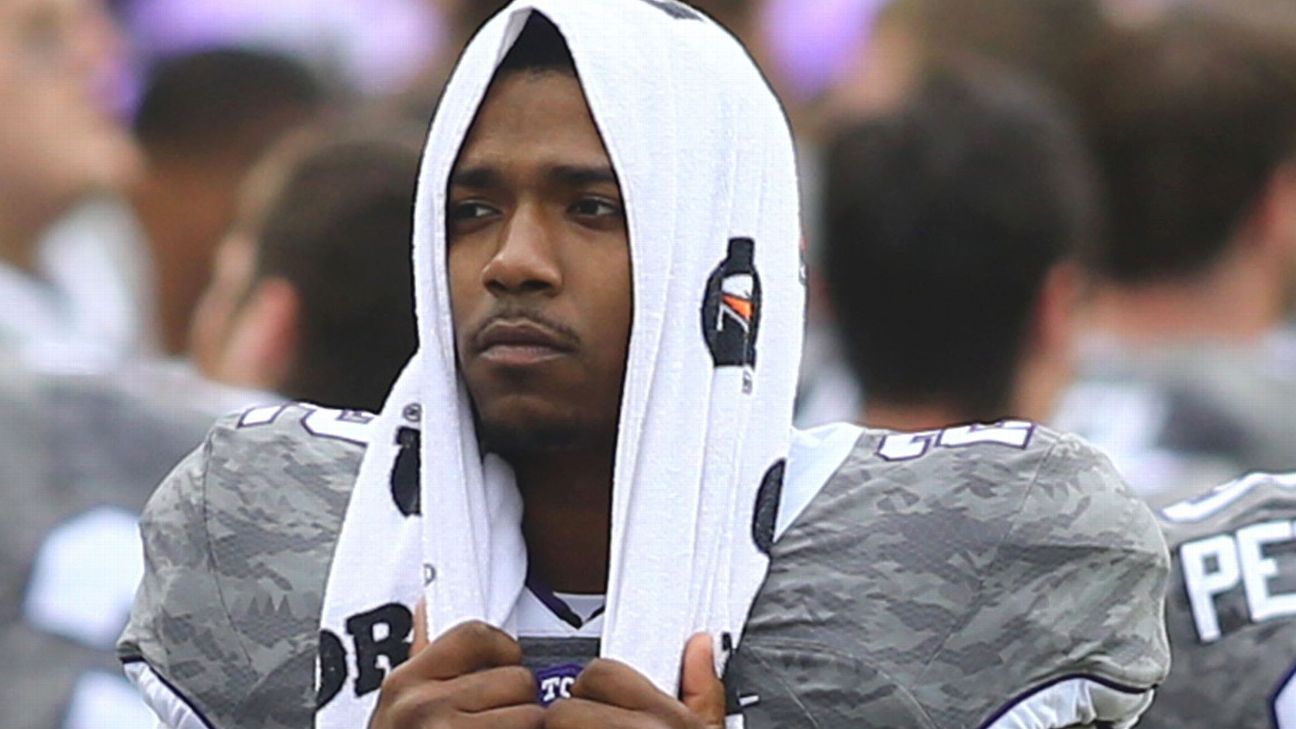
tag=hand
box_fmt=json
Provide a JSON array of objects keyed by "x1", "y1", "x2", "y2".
[
  {"x1": 369, "y1": 602, "x2": 544, "y2": 729},
  {"x1": 544, "y1": 633, "x2": 726, "y2": 728}
]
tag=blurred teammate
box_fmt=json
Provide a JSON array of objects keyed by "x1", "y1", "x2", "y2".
[
  {"x1": 190, "y1": 126, "x2": 421, "y2": 412},
  {"x1": 0, "y1": 124, "x2": 421, "y2": 729},
  {"x1": 0, "y1": 0, "x2": 145, "y2": 369},
  {"x1": 824, "y1": 63, "x2": 1097, "y2": 431},
  {"x1": 1053, "y1": 8, "x2": 1296, "y2": 503},
  {"x1": 121, "y1": 5, "x2": 1168, "y2": 729},
  {"x1": 0, "y1": 361, "x2": 211, "y2": 729},
  {"x1": 130, "y1": 49, "x2": 327, "y2": 355},
  {"x1": 1147, "y1": 471, "x2": 1296, "y2": 728}
]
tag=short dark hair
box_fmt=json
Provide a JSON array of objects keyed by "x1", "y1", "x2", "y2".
[
  {"x1": 497, "y1": 13, "x2": 576, "y2": 77},
  {"x1": 824, "y1": 63, "x2": 1097, "y2": 420},
  {"x1": 1077, "y1": 8, "x2": 1296, "y2": 282},
  {"x1": 134, "y1": 48, "x2": 326, "y2": 164},
  {"x1": 252, "y1": 126, "x2": 421, "y2": 412}
]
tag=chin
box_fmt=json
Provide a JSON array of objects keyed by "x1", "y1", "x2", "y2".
[{"x1": 477, "y1": 405, "x2": 590, "y2": 457}]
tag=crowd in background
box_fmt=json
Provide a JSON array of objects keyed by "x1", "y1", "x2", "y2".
[{"x1": 3, "y1": 0, "x2": 1296, "y2": 726}]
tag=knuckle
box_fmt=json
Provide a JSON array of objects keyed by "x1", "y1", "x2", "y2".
[
  {"x1": 571, "y1": 659, "x2": 615, "y2": 695},
  {"x1": 460, "y1": 619, "x2": 497, "y2": 641},
  {"x1": 582, "y1": 658, "x2": 618, "y2": 682},
  {"x1": 499, "y1": 635, "x2": 525, "y2": 664},
  {"x1": 401, "y1": 688, "x2": 454, "y2": 723},
  {"x1": 378, "y1": 666, "x2": 410, "y2": 697}
]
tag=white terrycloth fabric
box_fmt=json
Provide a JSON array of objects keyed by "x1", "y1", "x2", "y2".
[{"x1": 318, "y1": 1, "x2": 803, "y2": 726}]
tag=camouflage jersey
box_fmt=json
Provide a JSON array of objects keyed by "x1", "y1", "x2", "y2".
[
  {"x1": 1140, "y1": 472, "x2": 1296, "y2": 728},
  {"x1": 119, "y1": 404, "x2": 1170, "y2": 729}
]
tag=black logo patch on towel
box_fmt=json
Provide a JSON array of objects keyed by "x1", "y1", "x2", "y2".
[
  {"x1": 390, "y1": 427, "x2": 421, "y2": 516},
  {"x1": 702, "y1": 237, "x2": 761, "y2": 392},
  {"x1": 752, "y1": 459, "x2": 785, "y2": 555}
]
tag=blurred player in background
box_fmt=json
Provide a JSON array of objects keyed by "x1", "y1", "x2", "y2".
[
  {"x1": 190, "y1": 123, "x2": 422, "y2": 412},
  {"x1": 0, "y1": 359, "x2": 211, "y2": 729},
  {"x1": 1053, "y1": 7, "x2": 1296, "y2": 504},
  {"x1": 824, "y1": 0, "x2": 1109, "y2": 125},
  {"x1": 0, "y1": 0, "x2": 145, "y2": 370},
  {"x1": 794, "y1": 0, "x2": 1112, "y2": 427},
  {"x1": 130, "y1": 48, "x2": 328, "y2": 355},
  {"x1": 1147, "y1": 471, "x2": 1296, "y2": 727},
  {"x1": 0, "y1": 121, "x2": 423, "y2": 729},
  {"x1": 824, "y1": 62, "x2": 1098, "y2": 431}
]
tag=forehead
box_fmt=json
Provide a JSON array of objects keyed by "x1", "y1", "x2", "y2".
[{"x1": 453, "y1": 71, "x2": 614, "y2": 174}]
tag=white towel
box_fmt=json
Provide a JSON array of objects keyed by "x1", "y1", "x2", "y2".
[{"x1": 318, "y1": 1, "x2": 803, "y2": 726}]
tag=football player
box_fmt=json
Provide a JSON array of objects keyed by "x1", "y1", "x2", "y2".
[
  {"x1": 1052, "y1": 7, "x2": 1296, "y2": 503},
  {"x1": 132, "y1": 48, "x2": 326, "y2": 356},
  {"x1": 822, "y1": 60, "x2": 1096, "y2": 432},
  {"x1": 1147, "y1": 471, "x2": 1296, "y2": 727},
  {"x1": 189, "y1": 123, "x2": 422, "y2": 412},
  {"x1": 119, "y1": 3, "x2": 1170, "y2": 729}
]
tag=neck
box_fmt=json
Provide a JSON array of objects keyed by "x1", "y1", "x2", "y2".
[
  {"x1": 513, "y1": 441, "x2": 615, "y2": 595},
  {"x1": 1086, "y1": 251, "x2": 1283, "y2": 344}
]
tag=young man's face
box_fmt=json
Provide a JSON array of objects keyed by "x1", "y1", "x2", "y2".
[{"x1": 448, "y1": 70, "x2": 632, "y2": 457}]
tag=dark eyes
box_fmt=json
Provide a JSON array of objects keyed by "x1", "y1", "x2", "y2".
[
  {"x1": 448, "y1": 202, "x2": 498, "y2": 221},
  {"x1": 449, "y1": 199, "x2": 622, "y2": 221},
  {"x1": 570, "y1": 198, "x2": 621, "y2": 217}
]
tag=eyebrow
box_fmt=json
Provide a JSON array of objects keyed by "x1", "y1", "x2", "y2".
[
  {"x1": 449, "y1": 166, "x2": 501, "y2": 189},
  {"x1": 547, "y1": 164, "x2": 619, "y2": 187},
  {"x1": 449, "y1": 163, "x2": 619, "y2": 189}
]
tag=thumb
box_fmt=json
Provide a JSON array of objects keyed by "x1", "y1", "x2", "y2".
[
  {"x1": 680, "y1": 633, "x2": 726, "y2": 726},
  {"x1": 412, "y1": 599, "x2": 430, "y2": 655}
]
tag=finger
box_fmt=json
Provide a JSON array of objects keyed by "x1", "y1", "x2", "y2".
[
  {"x1": 412, "y1": 599, "x2": 429, "y2": 655},
  {"x1": 569, "y1": 658, "x2": 669, "y2": 713},
  {"x1": 403, "y1": 619, "x2": 524, "y2": 680},
  {"x1": 680, "y1": 633, "x2": 726, "y2": 726},
  {"x1": 462, "y1": 703, "x2": 546, "y2": 729},
  {"x1": 543, "y1": 697, "x2": 651, "y2": 729},
  {"x1": 442, "y1": 665, "x2": 537, "y2": 713}
]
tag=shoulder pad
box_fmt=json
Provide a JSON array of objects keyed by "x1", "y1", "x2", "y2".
[
  {"x1": 119, "y1": 402, "x2": 365, "y2": 729},
  {"x1": 731, "y1": 422, "x2": 1169, "y2": 729}
]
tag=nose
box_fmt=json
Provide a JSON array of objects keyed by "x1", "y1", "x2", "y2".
[{"x1": 481, "y1": 204, "x2": 563, "y2": 296}]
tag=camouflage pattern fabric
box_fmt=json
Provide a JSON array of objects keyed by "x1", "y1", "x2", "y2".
[
  {"x1": 1141, "y1": 472, "x2": 1296, "y2": 729},
  {"x1": 0, "y1": 364, "x2": 212, "y2": 729},
  {"x1": 119, "y1": 403, "x2": 361, "y2": 729},
  {"x1": 121, "y1": 412, "x2": 1170, "y2": 729},
  {"x1": 727, "y1": 425, "x2": 1170, "y2": 728}
]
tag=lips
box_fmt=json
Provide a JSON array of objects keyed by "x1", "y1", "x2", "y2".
[{"x1": 473, "y1": 318, "x2": 577, "y2": 366}]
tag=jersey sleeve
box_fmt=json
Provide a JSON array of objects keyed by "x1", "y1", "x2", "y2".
[
  {"x1": 117, "y1": 427, "x2": 247, "y2": 729},
  {"x1": 118, "y1": 404, "x2": 365, "y2": 729},
  {"x1": 728, "y1": 426, "x2": 1171, "y2": 729},
  {"x1": 923, "y1": 433, "x2": 1170, "y2": 728}
]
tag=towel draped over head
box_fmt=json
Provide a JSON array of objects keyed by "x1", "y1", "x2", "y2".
[{"x1": 318, "y1": 1, "x2": 803, "y2": 726}]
